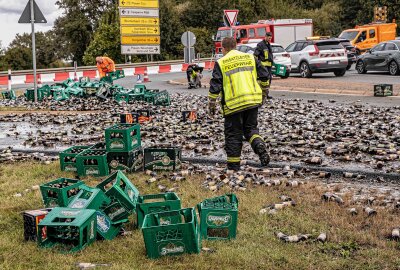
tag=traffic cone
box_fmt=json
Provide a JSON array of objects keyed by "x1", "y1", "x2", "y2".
[{"x1": 143, "y1": 70, "x2": 151, "y2": 83}]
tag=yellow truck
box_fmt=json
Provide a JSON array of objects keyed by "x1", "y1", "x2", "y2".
[{"x1": 339, "y1": 22, "x2": 397, "y2": 54}]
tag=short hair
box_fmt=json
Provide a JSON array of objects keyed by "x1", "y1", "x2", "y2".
[
  {"x1": 266, "y1": 32, "x2": 272, "y2": 37},
  {"x1": 222, "y1": 37, "x2": 237, "y2": 51}
]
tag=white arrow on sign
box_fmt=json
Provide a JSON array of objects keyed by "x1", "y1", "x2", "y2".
[
  {"x1": 119, "y1": 8, "x2": 159, "y2": 17},
  {"x1": 224, "y1": 9, "x2": 239, "y2": 27},
  {"x1": 121, "y1": 45, "x2": 160, "y2": 55}
]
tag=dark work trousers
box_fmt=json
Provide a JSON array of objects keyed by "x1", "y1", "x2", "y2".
[{"x1": 224, "y1": 107, "x2": 265, "y2": 170}]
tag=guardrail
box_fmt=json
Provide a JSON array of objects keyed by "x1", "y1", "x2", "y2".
[{"x1": 0, "y1": 58, "x2": 213, "y2": 76}]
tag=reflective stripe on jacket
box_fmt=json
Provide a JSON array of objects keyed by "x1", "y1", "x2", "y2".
[{"x1": 217, "y1": 50, "x2": 262, "y2": 116}]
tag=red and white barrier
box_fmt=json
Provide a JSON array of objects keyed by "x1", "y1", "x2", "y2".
[{"x1": 0, "y1": 61, "x2": 215, "y2": 86}]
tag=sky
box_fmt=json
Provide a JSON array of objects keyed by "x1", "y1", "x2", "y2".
[{"x1": 0, "y1": 0, "x2": 62, "y2": 48}]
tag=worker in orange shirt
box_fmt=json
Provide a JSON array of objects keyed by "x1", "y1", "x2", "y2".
[{"x1": 96, "y1": 56, "x2": 116, "y2": 78}]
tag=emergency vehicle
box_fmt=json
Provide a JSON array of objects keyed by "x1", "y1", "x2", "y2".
[{"x1": 213, "y1": 19, "x2": 313, "y2": 54}]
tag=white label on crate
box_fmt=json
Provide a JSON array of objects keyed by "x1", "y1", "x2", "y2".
[
  {"x1": 65, "y1": 165, "x2": 77, "y2": 172},
  {"x1": 70, "y1": 199, "x2": 87, "y2": 209},
  {"x1": 61, "y1": 210, "x2": 81, "y2": 216},
  {"x1": 86, "y1": 168, "x2": 99, "y2": 175},
  {"x1": 110, "y1": 141, "x2": 124, "y2": 149},
  {"x1": 160, "y1": 245, "x2": 185, "y2": 256},
  {"x1": 207, "y1": 214, "x2": 231, "y2": 226},
  {"x1": 162, "y1": 156, "x2": 171, "y2": 165},
  {"x1": 110, "y1": 160, "x2": 120, "y2": 169},
  {"x1": 108, "y1": 207, "x2": 126, "y2": 220},
  {"x1": 97, "y1": 212, "x2": 110, "y2": 233}
]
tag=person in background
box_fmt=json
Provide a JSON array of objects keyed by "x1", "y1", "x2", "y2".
[
  {"x1": 208, "y1": 37, "x2": 270, "y2": 171},
  {"x1": 96, "y1": 56, "x2": 116, "y2": 78},
  {"x1": 254, "y1": 32, "x2": 274, "y2": 100}
]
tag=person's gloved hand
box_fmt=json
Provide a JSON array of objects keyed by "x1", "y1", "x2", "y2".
[
  {"x1": 208, "y1": 98, "x2": 216, "y2": 117},
  {"x1": 259, "y1": 80, "x2": 270, "y2": 104}
]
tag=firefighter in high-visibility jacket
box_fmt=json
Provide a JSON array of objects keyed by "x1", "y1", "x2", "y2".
[
  {"x1": 96, "y1": 56, "x2": 116, "y2": 78},
  {"x1": 208, "y1": 37, "x2": 270, "y2": 171},
  {"x1": 254, "y1": 32, "x2": 273, "y2": 100}
]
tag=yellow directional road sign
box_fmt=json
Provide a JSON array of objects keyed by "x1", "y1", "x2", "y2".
[
  {"x1": 119, "y1": 0, "x2": 159, "y2": 8},
  {"x1": 120, "y1": 17, "x2": 159, "y2": 26},
  {"x1": 121, "y1": 36, "x2": 160, "y2": 45},
  {"x1": 121, "y1": 26, "x2": 160, "y2": 35}
]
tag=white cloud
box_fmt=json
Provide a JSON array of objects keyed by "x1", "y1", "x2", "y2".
[{"x1": 0, "y1": 0, "x2": 62, "y2": 47}]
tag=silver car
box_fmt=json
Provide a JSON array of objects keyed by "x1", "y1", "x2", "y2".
[{"x1": 285, "y1": 39, "x2": 348, "y2": 78}]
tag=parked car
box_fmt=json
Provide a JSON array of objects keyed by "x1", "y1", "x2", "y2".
[
  {"x1": 236, "y1": 42, "x2": 292, "y2": 78},
  {"x1": 355, "y1": 40, "x2": 400, "y2": 76},
  {"x1": 332, "y1": 38, "x2": 357, "y2": 70},
  {"x1": 285, "y1": 39, "x2": 348, "y2": 78}
]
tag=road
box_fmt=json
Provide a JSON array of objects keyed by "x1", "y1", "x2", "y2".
[{"x1": 6, "y1": 69, "x2": 400, "y2": 107}]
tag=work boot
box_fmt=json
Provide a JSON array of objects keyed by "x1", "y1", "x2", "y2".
[
  {"x1": 255, "y1": 143, "x2": 270, "y2": 166},
  {"x1": 227, "y1": 162, "x2": 240, "y2": 171}
]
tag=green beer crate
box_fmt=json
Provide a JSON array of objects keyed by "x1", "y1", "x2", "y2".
[
  {"x1": 144, "y1": 146, "x2": 182, "y2": 171},
  {"x1": 38, "y1": 207, "x2": 96, "y2": 253},
  {"x1": 52, "y1": 88, "x2": 69, "y2": 101},
  {"x1": 68, "y1": 185, "x2": 111, "y2": 210},
  {"x1": 130, "y1": 84, "x2": 146, "y2": 100},
  {"x1": 272, "y1": 63, "x2": 287, "y2": 77},
  {"x1": 55, "y1": 78, "x2": 75, "y2": 88},
  {"x1": 153, "y1": 90, "x2": 170, "y2": 106},
  {"x1": 1, "y1": 90, "x2": 16, "y2": 100},
  {"x1": 81, "y1": 82, "x2": 103, "y2": 96},
  {"x1": 96, "y1": 171, "x2": 140, "y2": 213},
  {"x1": 89, "y1": 142, "x2": 106, "y2": 150},
  {"x1": 143, "y1": 89, "x2": 160, "y2": 103},
  {"x1": 102, "y1": 201, "x2": 131, "y2": 223},
  {"x1": 96, "y1": 209, "x2": 127, "y2": 240},
  {"x1": 114, "y1": 92, "x2": 130, "y2": 103},
  {"x1": 197, "y1": 194, "x2": 238, "y2": 240},
  {"x1": 374, "y1": 84, "x2": 393, "y2": 97},
  {"x1": 102, "y1": 70, "x2": 125, "y2": 82},
  {"x1": 107, "y1": 147, "x2": 144, "y2": 173},
  {"x1": 40, "y1": 178, "x2": 84, "y2": 207},
  {"x1": 142, "y1": 208, "x2": 201, "y2": 259},
  {"x1": 25, "y1": 85, "x2": 51, "y2": 101},
  {"x1": 65, "y1": 86, "x2": 84, "y2": 97},
  {"x1": 59, "y1": 145, "x2": 91, "y2": 172},
  {"x1": 137, "y1": 192, "x2": 181, "y2": 228},
  {"x1": 105, "y1": 123, "x2": 141, "y2": 152},
  {"x1": 76, "y1": 149, "x2": 109, "y2": 177}
]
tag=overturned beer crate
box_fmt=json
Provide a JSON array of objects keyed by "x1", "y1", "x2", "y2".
[
  {"x1": 107, "y1": 147, "x2": 144, "y2": 173},
  {"x1": 96, "y1": 171, "x2": 140, "y2": 213},
  {"x1": 144, "y1": 146, "x2": 182, "y2": 171},
  {"x1": 120, "y1": 113, "x2": 139, "y2": 124},
  {"x1": 136, "y1": 192, "x2": 181, "y2": 228},
  {"x1": 52, "y1": 88, "x2": 70, "y2": 101},
  {"x1": 80, "y1": 81, "x2": 104, "y2": 96},
  {"x1": 374, "y1": 84, "x2": 393, "y2": 97},
  {"x1": 105, "y1": 123, "x2": 141, "y2": 152},
  {"x1": 38, "y1": 207, "x2": 97, "y2": 253},
  {"x1": 23, "y1": 209, "x2": 52, "y2": 241},
  {"x1": 197, "y1": 194, "x2": 238, "y2": 240},
  {"x1": 68, "y1": 185, "x2": 111, "y2": 210},
  {"x1": 153, "y1": 90, "x2": 170, "y2": 106},
  {"x1": 65, "y1": 86, "x2": 84, "y2": 97},
  {"x1": 114, "y1": 92, "x2": 130, "y2": 103},
  {"x1": 142, "y1": 208, "x2": 201, "y2": 259},
  {"x1": 1, "y1": 90, "x2": 16, "y2": 100},
  {"x1": 40, "y1": 178, "x2": 84, "y2": 207},
  {"x1": 96, "y1": 209, "x2": 127, "y2": 240},
  {"x1": 59, "y1": 146, "x2": 91, "y2": 172},
  {"x1": 76, "y1": 149, "x2": 109, "y2": 177}
]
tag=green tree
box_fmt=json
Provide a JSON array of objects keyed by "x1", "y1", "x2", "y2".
[{"x1": 3, "y1": 32, "x2": 59, "y2": 70}]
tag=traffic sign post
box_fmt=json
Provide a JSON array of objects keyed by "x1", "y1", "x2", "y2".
[
  {"x1": 223, "y1": 10, "x2": 239, "y2": 37},
  {"x1": 18, "y1": 0, "x2": 47, "y2": 103},
  {"x1": 181, "y1": 31, "x2": 196, "y2": 63},
  {"x1": 119, "y1": 0, "x2": 160, "y2": 55}
]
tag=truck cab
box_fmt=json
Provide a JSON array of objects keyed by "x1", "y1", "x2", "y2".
[{"x1": 339, "y1": 23, "x2": 397, "y2": 54}]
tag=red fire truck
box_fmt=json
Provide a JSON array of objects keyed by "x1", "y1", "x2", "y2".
[{"x1": 213, "y1": 19, "x2": 313, "y2": 53}]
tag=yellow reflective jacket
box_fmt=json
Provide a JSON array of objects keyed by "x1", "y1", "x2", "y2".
[{"x1": 210, "y1": 50, "x2": 263, "y2": 116}]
